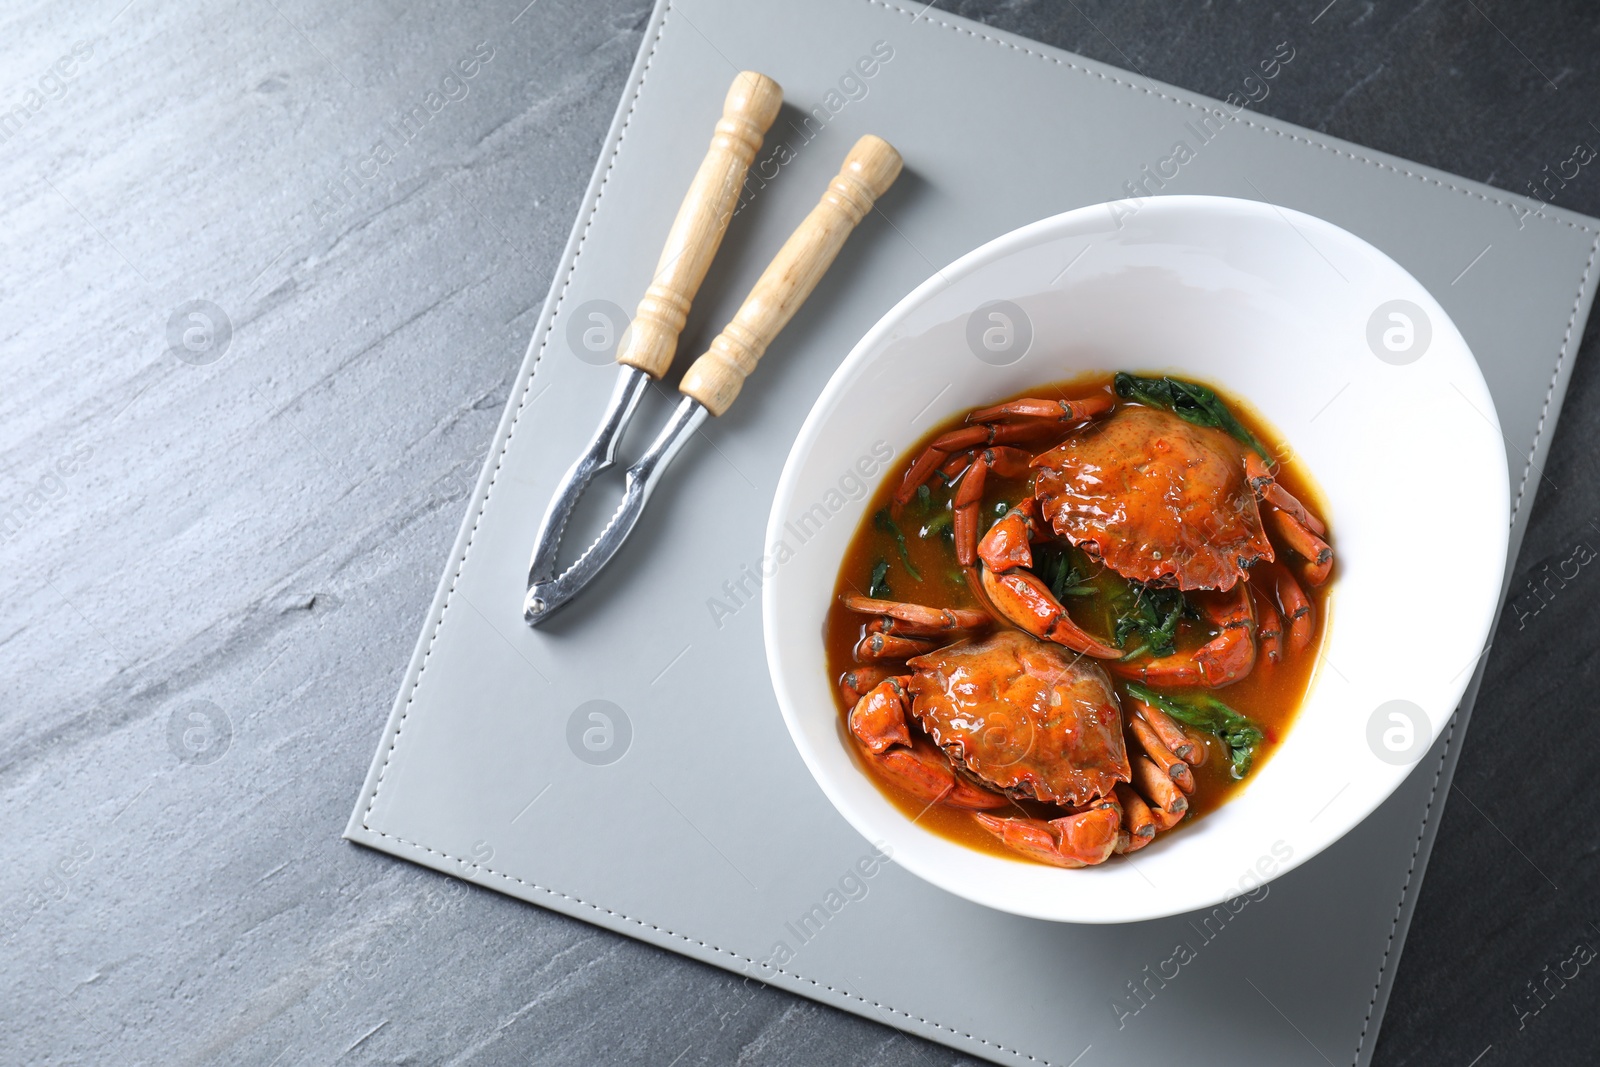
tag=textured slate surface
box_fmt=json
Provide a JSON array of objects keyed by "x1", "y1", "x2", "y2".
[{"x1": 2, "y1": 1, "x2": 1596, "y2": 1065}]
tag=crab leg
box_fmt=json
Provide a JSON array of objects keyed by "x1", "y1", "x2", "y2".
[
  {"x1": 895, "y1": 427, "x2": 983, "y2": 505},
  {"x1": 1126, "y1": 696, "x2": 1199, "y2": 765},
  {"x1": 1243, "y1": 453, "x2": 1328, "y2": 535},
  {"x1": 1265, "y1": 482, "x2": 1325, "y2": 537},
  {"x1": 950, "y1": 447, "x2": 1033, "y2": 563},
  {"x1": 1132, "y1": 755, "x2": 1188, "y2": 831},
  {"x1": 1268, "y1": 507, "x2": 1333, "y2": 586},
  {"x1": 1245, "y1": 454, "x2": 1327, "y2": 536},
  {"x1": 1129, "y1": 716, "x2": 1196, "y2": 795},
  {"x1": 937, "y1": 452, "x2": 971, "y2": 482},
  {"x1": 1112, "y1": 584, "x2": 1256, "y2": 688},
  {"x1": 973, "y1": 797, "x2": 1122, "y2": 868},
  {"x1": 855, "y1": 632, "x2": 940, "y2": 660},
  {"x1": 1244, "y1": 453, "x2": 1333, "y2": 586},
  {"x1": 848, "y1": 680, "x2": 1007, "y2": 810},
  {"x1": 967, "y1": 394, "x2": 1114, "y2": 425},
  {"x1": 894, "y1": 422, "x2": 1056, "y2": 505},
  {"x1": 1113, "y1": 783, "x2": 1157, "y2": 854},
  {"x1": 1270, "y1": 563, "x2": 1313, "y2": 653},
  {"x1": 841, "y1": 595, "x2": 991, "y2": 632},
  {"x1": 1252, "y1": 580, "x2": 1283, "y2": 665},
  {"x1": 952, "y1": 448, "x2": 991, "y2": 567},
  {"x1": 867, "y1": 616, "x2": 982, "y2": 640},
  {"x1": 983, "y1": 446, "x2": 1035, "y2": 479}
]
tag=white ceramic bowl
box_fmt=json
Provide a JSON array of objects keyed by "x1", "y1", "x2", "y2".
[{"x1": 763, "y1": 195, "x2": 1509, "y2": 923}]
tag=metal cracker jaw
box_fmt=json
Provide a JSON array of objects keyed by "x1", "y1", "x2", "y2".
[{"x1": 524, "y1": 71, "x2": 902, "y2": 625}]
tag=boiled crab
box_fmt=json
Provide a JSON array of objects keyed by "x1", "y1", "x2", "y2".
[
  {"x1": 840, "y1": 606, "x2": 1202, "y2": 867},
  {"x1": 894, "y1": 393, "x2": 1332, "y2": 688}
]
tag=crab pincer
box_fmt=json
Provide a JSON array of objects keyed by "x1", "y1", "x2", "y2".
[
  {"x1": 846, "y1": 678, "x2": 1007, "y2": 810},
  {"x1": 839, "y1": 666, "x2": 893, "y2": 705},
  {"x1": 973, "y1": 499, "x2": 1123, "y2": 659},
  {"x1": 973, "y1": 796, "x2": 1122, "y2": 869}
]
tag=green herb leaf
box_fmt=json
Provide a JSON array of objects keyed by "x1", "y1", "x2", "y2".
[
  {"x1": 1111, "y1": 582, "x2": 1189, "y2": 658},
  {"x1": 1114, "y1": 373, "x2": 1273, "y2": 465},
  {"x1": 868, "y1": 558, "x2": 891, "y2": 599},
  {"x1": 1031, "y1": 542, "x2": 1085, "y2": 604},
  {"x1": 874, "y1": 508, "x2": 922, "y2": 581},
  {"x1": 920, "y1": 509, "x2": 953, "y2": 538},
  {"x1": 915, "y1": 482, "x2": 932, "y2": 512},
  {"x1": 1125, "y1": 681, "x2": 1264, "y2": 779}
]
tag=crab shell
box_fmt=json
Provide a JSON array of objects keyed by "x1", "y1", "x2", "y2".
[
  {"x1": 1031, "y1": 405, "x2": 1275, "y2": 592},
  {"x1": 906, "y1": 630, "x2": 1129, "y2": 807}
]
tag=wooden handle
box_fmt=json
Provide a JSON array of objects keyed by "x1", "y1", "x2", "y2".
[
  {"x1": 615, "y1": 71, "x2": 783, "y2": 378},
  {"x1": 679, "y1": 135, "x2": 903, "y2": 415}
]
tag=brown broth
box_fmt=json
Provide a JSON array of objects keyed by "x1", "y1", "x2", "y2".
[{"x1": 823, "y1": 372, "x2": 1332, "y2": 863}]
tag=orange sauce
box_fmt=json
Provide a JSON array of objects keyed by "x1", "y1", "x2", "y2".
[{"x1": 823, "y1": 372, "x2": 1332, "y2": 862}]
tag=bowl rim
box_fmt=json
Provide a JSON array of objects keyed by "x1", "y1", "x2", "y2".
[{"x1": 762, "y1": 193, "x2": 1509, "y2": 923}]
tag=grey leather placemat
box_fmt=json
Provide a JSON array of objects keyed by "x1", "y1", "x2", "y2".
[{"x1": 345, "y1": 1, "x2": 1600, "y2": 1063}]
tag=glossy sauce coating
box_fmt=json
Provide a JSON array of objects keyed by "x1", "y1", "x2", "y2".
[
  {"x1": 908, "y1": 631, "x2": 1128, "y2": 808},
  {"x1": 1035, "y1": 406, "x2": 1275, "y2": 591},
  {"x1": 824, "y1": 373, "x2": 1332, "y2": 861}
]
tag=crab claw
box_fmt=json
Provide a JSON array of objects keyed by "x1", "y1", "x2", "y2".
[
  {"x1": 973, "y1": 796, "x2": 1121, "y2": 868},
  {"x1": 847, "y1": 680, "x2": 1007, "y2": 810},
  {"x1": 839, "y1": 666, "x2": 894, "y2": 705},
  {"x1": 974, "y1": 499, "x2": 1121, "y2": 659},
  {"x1": 880, "y1": 742, "x2": 1010, "y2": 809},
  {"x1": 976, "y1": 498, "x2": 1041, "y2": 572},
  {"x1": 979, "y1": 566, "x2": 1122, "y2": 659}
]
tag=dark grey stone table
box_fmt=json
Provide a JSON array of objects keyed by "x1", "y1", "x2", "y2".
[{"x1": 4, "y1": 1, "x2": 1596, "y2": 1063}]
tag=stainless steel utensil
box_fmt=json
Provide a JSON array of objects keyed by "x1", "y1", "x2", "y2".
[{"x1": 524, "y1": 123, "x2": 902, "y2": 625}]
